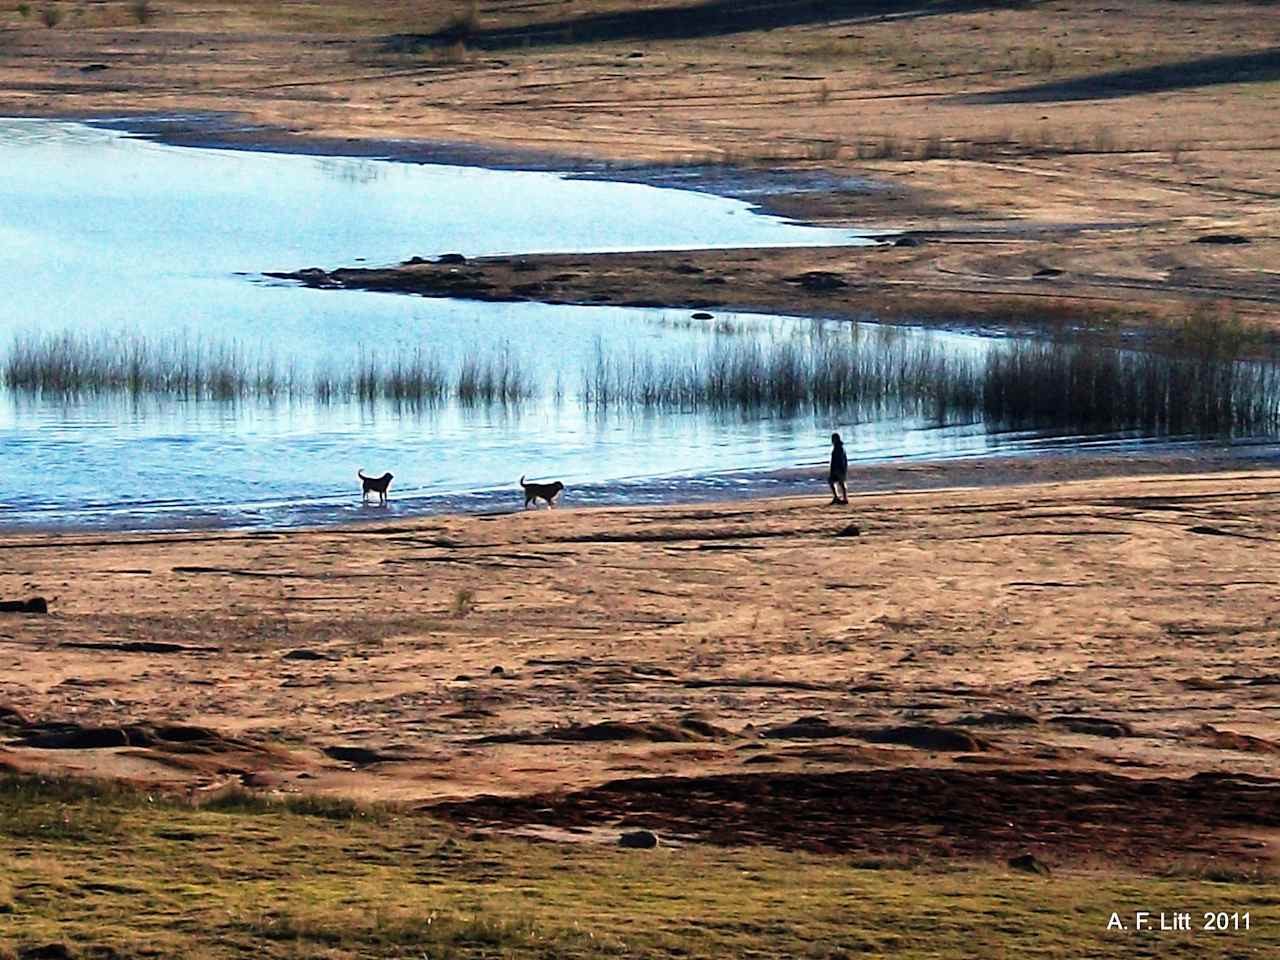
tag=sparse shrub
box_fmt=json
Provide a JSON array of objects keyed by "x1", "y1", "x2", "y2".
[
  {"x1": 17, "y1": 3, "x2": 30, "y2": 18},
  {"x1": 39, "y1": 2, "x2": 61, "y2": 27},
  {"x1": 130, "y1": 0, "x2": 153, "y2": 25}
]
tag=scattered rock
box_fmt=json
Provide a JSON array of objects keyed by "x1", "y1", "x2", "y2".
[
  {"x1": 61, "y1": 640, "x2": 218, "y2": 654},
  {"x1": 691, "y1": 311, "x2": 714, "y2": 320},
  {"x1": 784, "y1": 270, "x2": 847, "y2": 291},
  {"x1": 1008, "y1": 853, "x2": 1051, "y2": 875},
  {"x1": 762, "y1": 716, "x2": 851, "y2": 740},
  {"x1": 1192, "y1": 234, "x2": 1250, "y2": 245},
  {"x1": 437, "y1": 252, "x2": 467, "y2": 264},
  {"x1": 19, "y1": 945, "x2": 75, "y2": 960},
  {"x1": 18, "y1": 723, "x2": 230, "y2": 750},
  {"x1": 490, "y1": 665, "x2": 506, "y2": 676},
  {"x1": 478, "y1": 717, "x2": 734, "y2": 745},
  {"x1": 0, "y1": 597, "x2": 48, "y2": 614},
  {"x1": 1047, "y1": 715, "x2": 1133, "y2": 738},
  {"x1": 282, "y1": 648, "x2": 334, "y2": 661},
  {"x1": 512, "y1": 259, "x2": 538, "y2": 272},
  {"x1": 957, "y1": 711, "x2": 1039, "y2": 728},
  {"x1": 1032, "y1": 267, "x2": 1064, "y2": 278},
  {"x1": 403, "y1": 256, "x2": 429, "y2": 265},
  {"x1": 619, "y1": 829, "x2": 659, "y2": 849},
  {"x1": 892, "y1": 235, "x2": 922, "y2": 247},
  {"x1": 858, "y1": 725, "x2": 988, "y2": 752},
  {"x1": 1200, "y1": 726, "x2": 1280, "y2": 754},
  {"x1": 323, "y1": 744, "x2": 415, "y2": 765},
  {"x1": 80, "y1": 63, "x2": 111, "y2": 73},
  {"x1": 836, "y1": 523, "x2": 861, "y2": 537},
  {"x1": 672, "y1": 263, "x2": 704, "y2": 274}
]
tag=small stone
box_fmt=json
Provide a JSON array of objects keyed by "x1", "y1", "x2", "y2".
[
  {"x1": 1192, "y1": 234, "x2": 1250, "y2": 245},
  {"x1": 619, "y1": 829, "x2": 659, "y2": 849},
  {"x1": 437, "y1": 252, "x2": 467, "y2": 264},
  {"x1": 1008, "y1": 853, "x2": 1051, "y2": 875},
  {"x1": 490, "y1": 665, "x2": 506, "y2": 676},
  {"x1": 893, "y1": 235, "x2": 922, "y2": 247},
  {"x1": 691, "y1": 312, "x2": 714, "y2": 320},
  {"x1": 282, "y1": 648, "x2": 330, "y2": 661},
  {"x1": 836, "y1": 523, "x2": 861, "y2": 537}
]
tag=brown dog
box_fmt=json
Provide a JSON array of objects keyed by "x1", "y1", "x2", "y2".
[
  {"x1": 520, "y1": 474, "x2": 564, "y2": 510},
  {"x1": 358, "y1": 469, "x2": 393, "y2": 505}
]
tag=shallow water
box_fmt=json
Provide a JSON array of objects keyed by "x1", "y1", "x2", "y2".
[{"x1": 0, "y1": 119, "x2": 1256, "y2": 532}]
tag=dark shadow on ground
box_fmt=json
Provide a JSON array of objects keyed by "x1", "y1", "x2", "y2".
[
  {"x1": 960, "y1": 47, "x2": 1280, "y2": 104},
  {"x1": 388, "y1": 0, "x2": 1038, "y2": 52}
]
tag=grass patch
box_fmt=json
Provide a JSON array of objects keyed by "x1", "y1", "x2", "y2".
[{"x1": 0, "y1": 772, "x2": 1277, "y2": 959}]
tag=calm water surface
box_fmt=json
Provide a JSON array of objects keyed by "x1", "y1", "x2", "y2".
[{"x1": 0, "y1": 119, "x2": 1233, "y2": 531}]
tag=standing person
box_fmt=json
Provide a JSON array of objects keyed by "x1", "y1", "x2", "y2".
[{"x1": 828, "y1": 432, "x2": 848, "y2": 505}]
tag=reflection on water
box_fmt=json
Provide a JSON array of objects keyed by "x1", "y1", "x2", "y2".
[{"x1": 0, "y1": 118, "x2": 1267, "y2": 532}]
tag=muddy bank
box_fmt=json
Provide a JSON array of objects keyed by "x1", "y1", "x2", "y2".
[
  {"x1": 267, "y1": 232, "x2": 1280, "y2": 342},
  {"x1": 431, "y1": 767, "x2": 1280, "y2": 870}
]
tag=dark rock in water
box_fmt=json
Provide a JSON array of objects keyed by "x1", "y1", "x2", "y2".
[
  {"x1": 403, "y1": 256, "x2": 429, "y2": 265},
  {"x1": 691, "y1": 312, "x2": 714, "y2": 320},
  {"x1": 437, "y1": 252, "x2": 468, "y2": 264},
  {"x1": 892, "y1": 235, "x2": 922, "y2": 247},
  {"x1": 0, "y1": 596, "x2": 48, "y2": 614},
  {"x1": 619, "y1": 829, "x2": 659, "y2": 849},
  {"x1": 784, "y1": 271, "x2": 847, "y2": 291},
  {"x1": 1008, "y1": 853, "x2": 1051, "y2": 875},
  {"x1": 836, "y1": 523, "x2": 861, "y2": 538},
  {"x1": 1192, "y1": 234, "x2": 1250, "y2": 245}
]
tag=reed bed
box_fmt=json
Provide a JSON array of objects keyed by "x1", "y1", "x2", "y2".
[
  {"x1": 5, "y1": 324, "x2": 1279, "y2": 437},
  {"x1": 580, "y1": 329, "x2": 1280, "y2": 436},
  {"x1": 3, "y1": 331, "x2": 533, "y2": 406}
]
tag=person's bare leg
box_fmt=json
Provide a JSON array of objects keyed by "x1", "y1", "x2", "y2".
[
  {"x1": 828, "y1": 480, "x2": 841, "y2": 504},
  {"x1": 838, "y1": 480, "x2": 848, "y2": 504}
]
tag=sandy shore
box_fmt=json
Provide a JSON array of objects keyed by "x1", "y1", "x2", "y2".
[
  {"x1": 4, "y1": 1, "x2": 1280, "y2": 874},
  {"x1": 4, "y1": 461, "x2": 1280, "y2": 867}
]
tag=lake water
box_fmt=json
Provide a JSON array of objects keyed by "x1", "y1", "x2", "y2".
[{"x1": 0, "y1": 118, "x2": 1242, "y2": 532}]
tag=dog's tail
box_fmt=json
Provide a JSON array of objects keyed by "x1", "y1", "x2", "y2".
[
  {"x1": 519, "y1": 474, "x2": 526, "y2": 487},
  {"x1": 358, "y1": 469, "x2": 368, "y2": 481}
]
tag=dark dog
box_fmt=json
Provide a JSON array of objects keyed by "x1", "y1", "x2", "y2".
[
  {"x1": 520, "y1": 474, "x2": 564, "y2": 510},
  {"x1": 358, "y1": 469, "x2": 393, "y2": 505}
]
